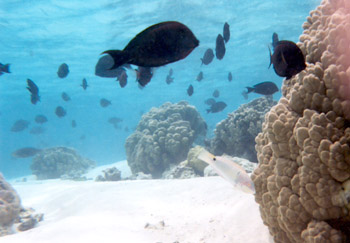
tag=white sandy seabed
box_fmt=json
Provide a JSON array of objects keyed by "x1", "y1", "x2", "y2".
[{"x1": 3, "y1": 160, "x2": 273, "y2": 243}]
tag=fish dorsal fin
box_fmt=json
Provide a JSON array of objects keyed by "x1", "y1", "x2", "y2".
[{"x1": 268, "y1": 45, "x2": 272, "y2": 69}]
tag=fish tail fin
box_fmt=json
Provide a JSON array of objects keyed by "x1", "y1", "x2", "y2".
[
  {"x1": 197, "y1": 148, "x2": 216, "y2": 166},
  {"x1": 268, "y1": 45, "x2": 272, "y2": 69},
  {"x1": 246, "y1": 86, "x2": 254, "y2": 93},
  {"x1": 4, "y1": 64, "x2": 10, "y2": 73},
  {"x1": 101, "y1": 50, "x2": 129, "y2": 70}
]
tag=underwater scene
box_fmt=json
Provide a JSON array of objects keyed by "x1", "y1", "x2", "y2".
[{"x1": 3, "y1": 0, "x2": 350, "y2": 242}]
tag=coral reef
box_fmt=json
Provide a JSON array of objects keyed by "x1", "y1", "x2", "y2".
[
  {"x1": 15, "y1": 207, "x2": 44, "y2": 232},
  {"x1": 31, "y1": 147, "x2": 95, "y2": 180},
  {"x1": 0, "y1": 173, "x2": 21, "y2": 237},
  {"x1": 162, "y1": 161, "x2": 198, "y2": 179},
  {"x1": 252, "y1": 1, "x2": 350, "y2": 242},
  {"x1": 187, "y1": 146, "x2": 208, "y2": 176},
  {"x1": 125, "y1": 101, "x2": 207, "y2": 178},
  {"x1": 210, "y1": 96, "x2": 276, "y2": 162},
  {"x1": 95, "y1": 167, "x2": 121, "y2": 181}
]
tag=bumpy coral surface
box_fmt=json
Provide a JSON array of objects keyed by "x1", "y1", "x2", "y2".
[
  {"x1": 31, "y1": 147, "x2": 95, "y2": 179},
  {"x1": 0, "y1": 173, "x2": 21, "y2": 236},
  {"x1": 210, "y1": 96, "x2": 276, "y2": 162},
  {"x1": 125, "y1": 101, "x2": 207, "y2": 178},
  {"x1": 252, "y1": 0, "x2": 350, "y2": 242}
]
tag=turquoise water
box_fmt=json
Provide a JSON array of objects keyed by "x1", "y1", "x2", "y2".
[{"x1": 0, "y1": 0, "x2": 320, "y2": 179}]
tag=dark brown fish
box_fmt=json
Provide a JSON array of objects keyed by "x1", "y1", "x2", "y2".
[
  {"x1": 61, "y1": 92, "x2": 71, "y2": 101},
  {"x1": 55, "y1": 106, "x2": 66, "y2": 118},
  {"x1": 27, "y1": 79, "x2": 40, "y2": 104},
  {"x1": 100, "y1": 98, "x2": 111, "y2": 107},
  {"x1": 246, "y1": 81, "x2": 279, "y2": 95},
  {"x1": 187, "y1": 84, "x2": 194, "y2": 96},
  {"x1": 228, "y1": 72, "x2": 232, "y2": 82},
  {"x1": 102, "y1": 21, "x2": 199, "y2": 69},
  {"x1": 35, "y1": 115, "x2": 48, "y2": 124},
  {"x1": 136, "y1": 67, "x2": 153, "y2": 87},
  {"x1": 166, "y1": 75, "x2": 174, "y2": 85},
  {"x1": 223, "y1": 22, "x2": 230, "y2": 43},
  {"x1": 201, "y1": 48, "x2": 214, "y2": 65},
  {"x1": 12, "y1": 147, "x2": 42, "y2": 158},
  {"x1": 57, "y1": 63, "x2": 69, "y2": 78},
  {"x1": 11, "y1": 119, "x2": 30, "y2": 132},
  {"x1": 269, "y1": 40, "x2": 306, "y2": 79},
  {"x1": 212, "y1": 89, "x2": 220, "y2": 98},
  {"x1": 207, "y1": 101, "x2": 227, "y2": 113},
  {"x1": 215, "y1": 34, "x2": 226, "y2": 60},
  {"x1": 196, "y1": 71, "x2": 203, "y2": 82},
  {"x1": 81, "y1": 78, "x2": 88, "y2": 90},
  {"x1": 0, "y1": 63, "x2": 10, "y2": 75}
]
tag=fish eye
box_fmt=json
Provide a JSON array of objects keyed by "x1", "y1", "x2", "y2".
[{"x1": 213, "y1": 157, "x2": 216, "y2": 161}]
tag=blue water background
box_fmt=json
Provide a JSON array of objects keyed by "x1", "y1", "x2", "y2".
[{"x1": 0, "y1": 0, "x2": 321, "y2": 179}]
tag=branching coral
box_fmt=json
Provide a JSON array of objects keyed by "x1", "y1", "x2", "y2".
[
  {"x1": 210, "y1": 96, "x2": 276, "y2": 162},
  {"x1": 31, "y1": 147, "x2": 95, "y2": 180},
  {"x1": 252, "y1": 0, "x2": 350, "y2": 242},
  {"x1": 125, "y1": 101, "x2": 207, "y2": 178}
]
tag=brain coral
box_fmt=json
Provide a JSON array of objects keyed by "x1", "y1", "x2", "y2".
[
  {"x1": 125, "y1": 101, "x2": 207, "y2": 178},
  {"x1": 252, "y1": 0, "x2": 350, "y2": 242},
  {"x1": 0, "y1": 173, "x2": 21, "y2": 236},
  {"x1": 31, "y1": 147, "x2": 95, "y2": 179},
  {"x1": 210, "y1": 96, "x2": 276, "y2": 162}
]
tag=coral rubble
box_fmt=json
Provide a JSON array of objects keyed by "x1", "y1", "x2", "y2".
[
  {"x1": 125, "y1": 101, "x2": 207, "y2": 178},
  {"x1": 210, "y1": 96, "x2": 276, "y2": 162},
  {"x1": 31, "y1": 147, "x2": 95, "y2": 180},
  {"x1": 252, "y1": 0, "x2": 350, "y2": 242}
]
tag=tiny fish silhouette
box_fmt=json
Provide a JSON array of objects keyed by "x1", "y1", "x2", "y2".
[
  {"x1": 204, "y1": 98, "x2": 216, "y2": 106},
  {"x1": 215, "y1": 34, "x2": 226, "y2": 60},
  {"x1": 0, "y1": 63, "x2": 11, "y2": 75},
  {"x1": 57, "y1": 63, "x2": 69, "y2": 78},
  {"x1": 26, "y1": 79, "x2": 40, "y2": 104},
  {"x1": 81, "y1": 78, "x2": 88, "y2": 90},
  {"x1": 117, "y1": 69, "x2": 128, "y2": 88},
  {"x1": 187, "y1": 84, "x2": 194, "y2": 96},
  {"x1": 102, "y1": 21, "x2": 199, "y2": 69},
  {"x1": 55, "y1": 106, "x2": 66, "y2": 118},
  {"x1": 245, "y1": 81, "x2": 279, "y2": 96},
  {"x1": 269, "y1": 40, "x2": 306, "y2": 79},
  {"x1": 136, "y1": 67, "x2": 153, "y2": 87},
  {"x1": 207, "y1": 101, "x2": 227, "y2": 113},
  {"x1": 11, "y1": 119, "x2": 30, "y2": 132},
  {"x1": 12, "y1": 147, "x2": 42, "y2": 158},
  {"x1": 201, "y1": 48, "x2": 214, "y2": 65},
  {"x1": 196, "y1": 71, "x2": 203, "y2": 82},
  {"x1": 228, "y1": 72, "x2": 232, "y2": 82},
  {"x1": 35, "y1": 115, "x2": 48, "y2": 124},
  {"x1": 212, "y1": 89, "x2": 220, "y2": 98},
  {"x1": 61, "y1": 92, "x2": 71, "y2": 102},
  {"x1": 100, "y1": 98, "x2": 111, "y2": 107},
  {"x1": 223, "y1": 22, "x2": 230, "y2": 43}
]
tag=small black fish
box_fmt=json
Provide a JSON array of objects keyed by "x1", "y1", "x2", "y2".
[
  {"x1": 57, "y1": 63, "x2": 69, "y2": 78},
  {"x1": 245, "y1": 81, "x2": 279, "y2": 96},
  {"x1": 26, "y1": 79, "x2": 40, "y2": 104},
  {"x1": 223, "y1": 22, "x2": 230, "y2": 43},
  {"x1": 207, "y1": 101, "x2": 227, "y2": 113},
  {"x1": 61, "y1": 92, "x2": 71, "y2": 102},
  {"x1": 166, "y1": 75, "x2": 174, "y2": 85},
  {"x1": 100, "y1": 98, "x2": 111, "y2": 107},
  {"x1": 0, "y1": 63, "x2": 11, "y2": 75},
  {"x1": 102, "y1": 21, "x2": 199, "y2": 70},
  {"x1": 11, "y1": 147, "x2": 42, "y2": 158},
  {"x1": 212, "y1": 89, "x2": 220, "y2": 98},
  {"x1": 11, "y1": 119, "x2": 30, "y2": 132},
  {"x1": 196, "y1": 71, "x2": 203, "y2": 82},
  {"x1": 35, "y1": 115, "x2": 48, "y2": 124},
  {"x1": 269, "y1": 40, "x2": 306, "y2": 79},
  {"x1": 55, "y1": 106, "x2": 66, "y2": 118},
  {"x1": 201, "y1": 48, "x2": 214, "y2": 65},
  {"x1": 81, "y1": 78, "x2": 88, "y2": 90},
  {"x1": 168, "y1": 68, "x2": 173, "y2": 76},
  {"x1": 71, "y1": 120, "x2": 77, "y2": 128},
  {"x1": 30, "y1": 126, "x2": 45, "y2": 135},
  {"x1": 204, "y1": 98, "x2": 216, "y2": 106},
  {"x1": 136, "y1": 67, "x2": 153, "y2": 87},
  {"x1": 228, "y1": 72, "x2": 232, "y2": 82},
  {"x1": 215, "y1": 34, "x2": 226, "y2": 60},
  {"x1": 108, "y1": 117, "x2": 123, "y2": 124},
  {"x1": 117, "y1": 69, "x2": 128, "y2": 88},
  {"x1": 187, "y1": 84, "x2": 194, "y2": 96},
  {"x1": 272, "y1": 32, "x2": 279, "y2": 50}
]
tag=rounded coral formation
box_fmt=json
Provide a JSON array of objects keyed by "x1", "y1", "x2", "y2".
[
  {"x1": 0, "y1": 173, "x2": 21, "y2": 236},
  {"x1": 252, "y1": 0, "x2": 350, "y2": 242},
  {"x1": 125, "y1": 101, "x2": 207, "y2": 178},
  {"x1": 210, "y1": 96, "x2": 276, "y2": 162},
  {"x1": 31, "y1": 147, "x2": 95, "y2": 179}
]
